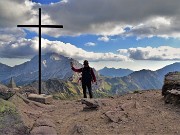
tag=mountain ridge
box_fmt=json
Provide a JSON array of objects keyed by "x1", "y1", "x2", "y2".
[
  {"x1": 105, "y1": 62, "x2": 180, "y2": 94},
  {"x1": 0, "y1": 53, "x2": 179, "y2": 96},
  {"x1": 98, "y1": 67, "x2": 134, "y2": 77},
  {"x1": 0, "y1": 53, "x2": 83, "y2": 85}
]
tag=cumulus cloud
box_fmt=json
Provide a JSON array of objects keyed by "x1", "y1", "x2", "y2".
[
  {"x1": 123, "y1": 17, "x2": 180, "y2": 39},
  {"x1": 0, "y1": 37, "x2": 129, "y2": 61},
  {"x1": 0, "y1": 28, "x2": 26, "y2": 42},
  {"x1": 41, "y1": 0, "x2": 180, "y2": 38},
  {"x1": 98, "y1": 36, "x2": 110, "y2": 42},
  {"x1": 118, "y1": 46, "x2": 180, "y2": 60},
  {"x1": 85, "y1": 42, "x2": 96, "y2": 46},
  {"x1": 0, "y1": 0, "x2": 37, "y2": 27},
  {"x1": 41, "y1": 39, "x2": 129, "y2": 61},
  {"x1": 1, "y1": 0, "x2": 180, "y2": 38},
  {"x1": 0, "y1": 38, "x2": 38, "y2": 58}
]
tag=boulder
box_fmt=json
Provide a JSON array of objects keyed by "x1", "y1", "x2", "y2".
[
  {"x1": 105, "y1": 111, "x2": 128, "y2": 123},
  {"x1": 162, "y1": 72, "x2": 180, "y2": 96},
  {"x1": 165, "y1": 89, "x2": 180, "y2": 104},
  {"x1": 81, "y1": 99, "x2": 99, "y2": 110},
  {"x1": 162, "y1": 72, "x2": 180, "y2": 104},
  {"x1": 30, "y1": 118, "x2": 57, "y2": 135},
  {"x1": 0, "y1": 84, "x2": 15, "y2": 100}
]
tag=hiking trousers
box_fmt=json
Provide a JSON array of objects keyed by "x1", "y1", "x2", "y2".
[{"x1": 82, "y1": 81, "x2": 93, "y2": 98}]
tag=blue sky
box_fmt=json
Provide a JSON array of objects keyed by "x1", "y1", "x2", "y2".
[
  {"x1": 25, "y1": 29, "x2": 179, "y2": 53},
  {"x1": 32, "y1": 0, "x2": 60, "y2": 4},
  {"x1": 0, "y1": 0, "x2": 180, "y2": 71}
]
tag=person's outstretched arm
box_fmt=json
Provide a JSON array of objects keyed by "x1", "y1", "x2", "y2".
[
  {"x1": 71, "y1": 66, "x2": 82, "y2": 73},
  {"x1": 70, "y1": 62, "x2": 82, "y2": 73}
]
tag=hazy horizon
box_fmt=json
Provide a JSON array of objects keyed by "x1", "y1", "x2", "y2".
[{"x1": 0, "y1": 54, "x2": 179, "y2": 71}]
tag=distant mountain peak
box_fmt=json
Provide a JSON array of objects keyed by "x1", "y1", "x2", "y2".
[
  {"x1": 99, "y1": 67, "x2": 134, "y2": 77},
  {"x1": 0, "y1": 52, "x2": 93, "y2": 85}
]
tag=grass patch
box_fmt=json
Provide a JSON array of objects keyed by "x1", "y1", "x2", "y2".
[
  {"x1": 0, "y1": 99, "x2": 29, "y2": 134},
  {"x1": 93, "y1": 90, "x2": 109, "y2": 98},
  {"x1": 0, "y1": 99, "x2": 17, "y2": 114},
  {"x1": 103, "y1": 82, "x2": 112, "y2": 91}
]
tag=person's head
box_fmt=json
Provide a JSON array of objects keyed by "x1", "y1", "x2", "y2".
[{"x1": 83, "y1": 60, "x2": 89, "y2": 67}]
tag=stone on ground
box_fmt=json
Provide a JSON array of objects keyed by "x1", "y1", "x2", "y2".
[
  {"x1": 105, "y1": 111, "x2": 128, "y2": 123},
  {"x1": 81, "y1": 99, "x2": 99, "y2": 110},
  {"x1": 30, "y1": 118, "x2": 57, "y2": 135},
  {"x1": 33, "y1": 118, "x2": 56, "y2": 128},
  {"x1": 121, "y1": 101, "x2": 140, "y2": 111},
  {"x1": 28, "y1": 94, "x2": 53, "y2": 104},
  {"x1": 30, "y1": 126, "x2": 57, "y2": 135}
]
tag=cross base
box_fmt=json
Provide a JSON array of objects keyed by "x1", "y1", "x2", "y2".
[{"x1": 28, "y1": 94, "x2": 53, "y2": 104}]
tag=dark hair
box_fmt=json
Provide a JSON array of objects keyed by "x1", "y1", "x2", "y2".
[{"x1": 83, "y1": 60, "x2": 89, "y2": 65}]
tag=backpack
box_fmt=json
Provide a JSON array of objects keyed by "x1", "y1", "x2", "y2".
[{"x1": 81, "y1": 67, "x2": 93, "y2": 82}]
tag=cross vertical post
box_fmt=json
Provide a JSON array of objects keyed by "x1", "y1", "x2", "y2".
[
  {"x1": 17, "y1": 8, "x2": 63, "y2": 94},
  {"x1": 39, "y1": 8, "x2": 42, "y2": 94}
]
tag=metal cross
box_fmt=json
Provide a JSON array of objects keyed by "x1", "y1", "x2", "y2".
[{"x1": 17, "y1": 8, "x2": 63, "y2": 94}]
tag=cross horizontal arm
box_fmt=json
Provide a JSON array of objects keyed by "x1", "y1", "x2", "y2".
[
  {"x1": 17, "y1": 25, "x2": 39, "y2": 27},
  {"x1": 17, "y1": 25, "x2": 63, "y2": 28},
  {"x1": 41, "y1": 25, "x2": 63, "y2": 28}
]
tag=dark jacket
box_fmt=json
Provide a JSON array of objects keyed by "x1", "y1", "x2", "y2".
[{"x1": 71, "y1": 66, "x2": 96, "y2": 82}]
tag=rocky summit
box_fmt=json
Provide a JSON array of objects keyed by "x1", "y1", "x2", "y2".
[{"x1": 1, "y1": 90, "x2": 180, "y2": 135}]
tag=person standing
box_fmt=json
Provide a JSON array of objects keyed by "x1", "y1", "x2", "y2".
[{"x1": 71, "y1": 60, "x2": 96, "y2": 98}]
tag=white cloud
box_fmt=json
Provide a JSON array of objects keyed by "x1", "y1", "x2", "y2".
[
  {"x1": 123, "y1": 17, "x2": 180, "y2": 39},
  {"x1": 0, "y1": 37, "x2": 129, "y2": 61},
  {"x1": 118, "y1": 46, "x2": 180, "y2": 60},
  {"x1": 85, "y1": 42, "x2": 96, "y2": 46},
  {"x1": 1, "y1": 0, "x2": 180, "y2": 38},
  {"x1": 41, "y1": 0, "x2": 180, "y2": 38},
  {"x1": 0, "y1": 28, "x2": 26, "y2": 43},
  {"x1": 41, "y1": 39, "x2": 129, "y2": 61},
  {"x1": 98, "y1": 36, "x2": 110, "y2": 42},
  {"x1": 0, "y1": 0, "x2": 37, "y2": 27},
  {"x1": 118, "y1": 49, "x2": 128, "y2": 54},
  {"x1": 61, "y1": 0, "x2": 68, "y2": 3}
]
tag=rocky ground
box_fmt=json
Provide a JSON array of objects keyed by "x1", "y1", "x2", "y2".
[
  {"x1": 1, "y1": 90, "x2": 180, "y2": 135},
  {"x1": 49, "y1": 90, "x2": 180, "y2": 135}
]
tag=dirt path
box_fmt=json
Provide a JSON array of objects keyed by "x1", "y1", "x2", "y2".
[{"x1": 42, "y1": 90, "x2": 180, "y2": 135}]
